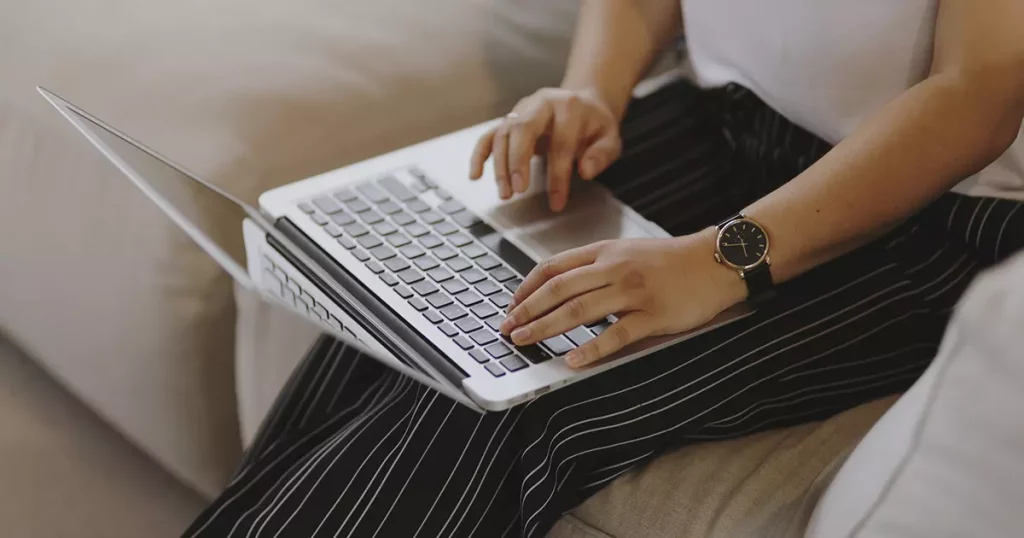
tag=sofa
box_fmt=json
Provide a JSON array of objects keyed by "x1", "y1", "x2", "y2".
[{"x1": 3, "y1": 1, "x2": 1019, "y2": 536}]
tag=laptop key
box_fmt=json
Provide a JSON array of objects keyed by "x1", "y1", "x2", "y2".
[
  {"x1": 455, "y1": 317, "x2": 482, "y2": 333},
  {"x1": 343, "y1": 223, "x2": 368, "y2": 237},
  {"x1": 500, "y1": 356, "x2": 528, "y2": 372},
  {"x1": 438, "y1": 323, "x2": 459, "y2": 337},
  {"x1": 469, "y1": 349, "x2": 490, "y2": 364},
  {"x1": 345, "y1": 198, "x2": 370, "y2": 213},
  {"x1": 440, "y1": 305, "x2": 468, "y2": 321},
  {"x1": 379, "y1": 273, "x2": 399, "y2": 286},
  {"x1": 438, "y1": 199, "x2": 465, "y2": 214},
  {"x1": 452, "y1": 211, "x2": 482, "y2": 228},
  {"x1": 397, "y1": 268, "x2": 424, "y2": 284},
  {"x1": 490, "y1": 266, "x2": 517, "y2": 283},
  {"x1": 409, "y1": 167, "x2": 437, "y2": 188},
  {"x1": 462, "y1": 268, "x2": 487, "y2": 284},
  {"x1": 359, "y1": 210, "x2": 384, "y2": 225},
  {"x1": 370, "y1": 246, "x2": 396, "y2": 260},
  {"x1": 404, "y1": 223, "x2": 430, "y2": 238},
  {"x1": 433, "y1": 221, "x2": 459, "y2": 236},
  {"x1": 311, "y1": 213, "x2": 329, "y2": 225},
  {"x1": 414, "y1": 256, "x2": 440, "y2": 271},
  {"x1": 441, "y1": 279, "x2": 468, "y2": 295},
  {"x1": 484, "y1": 315, "x2": 503, "y2": 332},
  {"x1": 356, "y1": 183, "x2": 388, "y2": 203},
  {"x1": 386, "y1": 233, "x2": 412, "y2": 248},
  {"x1": 427, "y1": 267, "x2": 453, "y2": 282},
  {"x1": 331, "y1": 212, "x2": 356, "y2": 226},
  {"x1": 469, "y1": 329, "x2": 497, "y2": 346},
  {"x1": 378, "y1": 175, "x2": 418, "y2": 202},
  {"x1": 541, "y1": 335, "x2": 574, "y2": 356},
  {"x1": 475, "y1": 280, "x2": 501, "y2": 296},
  {"x1": 453, "y1": 335, "x2": 474, "y2": 350},
  {"x1": 407, "y1": 200, "x2": 430, "y2": 213},
  {"x1": 298, "y1": 202, "x2": 315, "y2": 214},
  {"x1": 323, "y1": 224, "x2": 344, "y2": 237},
  {"x1": 391, "y1": 211, "x2": 416, "y2": 226},
  {"x1": 517, "y1": 344, "x2": 553, "y2": 364},
  {"x1": 590, "y1": 321, "x2": 613, "y2": 335},
  {"x1": 432, "y1": 245, "x2": 458, "y2": 260},
  {"x1": 334, "y1": 188, "x2": 358, "y2": 202},
  {"x1": 373, "y1": 221, "x2": 397, "y2": 236},
  {"x1": 365, "y1": 261, "x2": 384, "y2": 274},
  {"x1": 423, "y1": 311, "x2": 443, "y2": 324},
  {"x1": 446, "y1": 257, "x2": 472, "y2": 272},
  {"x1": 384, "y1": 257, "x2": 410, "y2": 272},
  {"x1": 476, "y1": 255, "x2": 501, "y2": 271},
  {"x1": 484, "y1": 363, "x2": 506, "y2": 378},
  {"x1": 377, "y1": 200, "x2": 403, "y2": 215},
  {"x1": 455, "y1": 291, "x2": 483, "y2": 307},
  {"x1": 421, "y1": 211, "x2": 445, "y2": 225},
  {"x1": 394, "y1": 285, "x2": 413, "y2": 299},
  {"x1": 489, "y1": 292, "x2": 512, "y2": 308},
  {"x1": 400, "y1": 244, "x2": 426, "y2": 259},
  {"x1": 313, "y1": 196, "x2": 343, "y2": 214},
  {"x1": 471, "y1": 303, "x2": 497, "y2": 319},
  {"x1": 351, "y1": 248, "x2": 370, "y2": 262},
  {"x1": 434, "y1": 188, "x2": 454, "y2": 201},
  {"x1": 462, "y1": 243, "x2": 487, "y2": 259},
  {"x1": 565, "y1": 326, "x2": 595, "y2": 346},
  {"x1": 357, "y1": 235, "x2": 382, "y2": 249},
  {"x1": 418, "y1": 233, "x2": 444, "y2": 249},
  {"x1": 484, "y1": 342, "x2": 512, "y2": 359},
  {"x1": 412, "y1": 281, "x2": 438, "y2": 296},
  {"x1": 448, "y1": 232, "x2": 472, "y2": 247},
  {"x1": 505, "y1": 278, "x2": 523, "y2": 292},
  {"x1": 408, "y1": 297, "x2": 429, "y2": 311},
  {"x1": 427, "y1": 293, "x2": 454, "y2": 309}
]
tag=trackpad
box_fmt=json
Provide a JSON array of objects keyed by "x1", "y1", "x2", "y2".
[{"x1": 484, "y1": 179, "x2": 660, "y2": 260}]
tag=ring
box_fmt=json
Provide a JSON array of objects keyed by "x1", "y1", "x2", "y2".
[{"x1": 505, "y1": 112, "x2": 521, "y2": 121}]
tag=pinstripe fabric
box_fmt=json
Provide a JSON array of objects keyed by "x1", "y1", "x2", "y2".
[{"x1": 186, "y1": 81, "x2": 1024, "y2": 538}]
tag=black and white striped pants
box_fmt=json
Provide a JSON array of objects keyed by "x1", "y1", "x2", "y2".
[{"x1": 187, "y1": 81, "x2": 1024, "y2": 538}]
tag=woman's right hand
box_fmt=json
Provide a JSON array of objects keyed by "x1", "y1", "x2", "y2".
[{"x1": 469, "y1": 88, "x2": 623, "y2": 212}]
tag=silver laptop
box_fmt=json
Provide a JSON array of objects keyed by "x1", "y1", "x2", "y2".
[{"x1": 41, "y1": 86, "x2": 751, "y2": 412}]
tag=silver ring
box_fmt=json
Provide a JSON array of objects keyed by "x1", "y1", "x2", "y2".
[{"x1": 505, "y1": 111, "x2": 521, "y2": 121}]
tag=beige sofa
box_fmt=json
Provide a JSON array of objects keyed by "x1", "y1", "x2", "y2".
[{"x1": 0, "y1": 1, "x2": 897, "y2": 536}]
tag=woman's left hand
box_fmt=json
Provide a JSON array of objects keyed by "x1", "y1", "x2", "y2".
[{"x1": 500, "y1": 231, "x2": 747, "y2": 368}]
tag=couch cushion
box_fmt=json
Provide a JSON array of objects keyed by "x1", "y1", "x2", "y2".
[
  {"x1": 1, "y1": 0, "x2": 576, "y2": 495},
  {"x1": 559, "y1": 396, "x2": 897, "y2": 538}
]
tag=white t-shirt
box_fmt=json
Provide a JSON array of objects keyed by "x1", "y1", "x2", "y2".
[{"x1": 683, "y1": 0, "x2": 1024, "y2": 201}]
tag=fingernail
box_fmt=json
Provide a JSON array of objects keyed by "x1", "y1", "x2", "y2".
[
  {"x1": 511, "y1": 172, "x2": 525, "y2": 193},
  {"x1": 511, "y1": 326, "x2": 531, "y2": 343},
  {"x1": 499, "y1": 182, "x2": 512, "y2": 199},
  {"x1": 565, "y1": 350, "x2": 583, "y2": 367},
  {"x1": 582, "y1": 158, "x2": 599, "y2": 179},
  {"x1": 550, "y1": 195, "x2": 564, "y2": 212}
]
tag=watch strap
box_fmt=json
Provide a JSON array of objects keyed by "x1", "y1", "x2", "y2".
[
  {"x1": 716, "y1": 213, "x2": 743, "y2": 230},
  {"x1": 743, "y1": 263, "x2": 776, "y2": 304}
]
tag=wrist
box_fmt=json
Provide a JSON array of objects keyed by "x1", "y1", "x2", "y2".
[
  {"x1": 692, "y1": 227, "x2": 749, "y2": 306},
  {"x1": 560, "y1": 81, "x2": 629, "y2": 121}
]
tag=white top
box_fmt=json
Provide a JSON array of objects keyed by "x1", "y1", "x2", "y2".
[{"x1": 683, "y1": 0, "x2": 1024, "y2": 201}]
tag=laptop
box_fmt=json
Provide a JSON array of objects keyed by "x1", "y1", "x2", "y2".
[{"x1": 40, "y1": 84, "x2": 751, "y2": 412}]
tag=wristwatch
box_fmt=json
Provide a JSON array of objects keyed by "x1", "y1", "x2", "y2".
[{"x1": 713, "y1": 214, "x2": 776, "y2": 303}]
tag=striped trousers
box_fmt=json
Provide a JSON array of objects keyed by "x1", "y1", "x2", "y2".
[{"x1": 186, "y1": 81, "x2": 1024, "y2": 538}]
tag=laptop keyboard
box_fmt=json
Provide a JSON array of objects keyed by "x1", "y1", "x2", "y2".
[{"x1": 297, "y1": 167, "x2": 614, "y2": 378}]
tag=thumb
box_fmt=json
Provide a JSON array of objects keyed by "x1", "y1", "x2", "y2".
[{"x1": 577, "y1": 131, "x2": 622, "y2": 180}]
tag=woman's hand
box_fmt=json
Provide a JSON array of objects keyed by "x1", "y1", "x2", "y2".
[
  {"x1": 499, "y1": 231, "x2": 747, "y2": 368},
  {"x1": 469, "y1": 88, "x2": 623, "y2": 212}
]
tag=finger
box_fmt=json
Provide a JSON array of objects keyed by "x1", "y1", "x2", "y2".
[
  {"x1": 469, "y1": 126, "x2": 498, "y2": 180},
  {"x1": 507, "y1": 102, "x2": 554, "y2": 194},
  {"x1": 565, "y1": 312, "x2": 654, "y2": 368},
  {"x1": 509, "y1": 241, "x2": 603, "y2": 310},
  {"x1": 546, "y1": 103, "x2": 584, "y2": 212},
  {"x1": 500, "y1": 264, "x2": 610, "y2": 335},
  {"x1": 509, "y1": 287, "x2": 629, "y2": 346},
  {"x1": 491, "y1": 125, "x2": 513, "y2": 199},
  {"x1": 577, "y1": 128, "x2": 622, "y2": 181}
]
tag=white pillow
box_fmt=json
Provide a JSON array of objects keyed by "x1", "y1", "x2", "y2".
[{"x1": 806, "y1": 250, "x2": 1024, "y2": 538}]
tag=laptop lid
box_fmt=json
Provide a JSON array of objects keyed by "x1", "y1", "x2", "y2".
[{"x1": 39, "y1": 87, "x2": 482, "y2": 411}]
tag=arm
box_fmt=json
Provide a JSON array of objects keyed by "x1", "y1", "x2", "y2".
[
  {"x1": 500, "y1": 0, "x2": 1024, "y2": 367},
  {"x1": 743, "y1": 0, "x2": 1024, "y2": 288}
]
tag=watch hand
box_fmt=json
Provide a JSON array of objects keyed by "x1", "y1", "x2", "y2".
[{"x1": 740, "y1": 240, "x2": 748, "y2": 257}]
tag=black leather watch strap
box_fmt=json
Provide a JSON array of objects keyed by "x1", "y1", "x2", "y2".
[{"x1": 743, "y1": 264, "x2": 776, "y2": 304}]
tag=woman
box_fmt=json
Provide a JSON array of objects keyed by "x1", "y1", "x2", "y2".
[{"x1": 188, "y1": 1, "x2": 1024, "y2": 536}]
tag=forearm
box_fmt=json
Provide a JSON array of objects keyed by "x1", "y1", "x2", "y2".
[
  {"x1": 561, "y1": 0, "x2": 681, "y2": 119},
  {"x1": 740, "y1": 71, "x2": 1024, "y2": 288}
]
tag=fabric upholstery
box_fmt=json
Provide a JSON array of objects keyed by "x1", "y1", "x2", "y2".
[
  {"x1": 0, "y1": 0, "x2": 577, "y2": 495},
  {"x1": 807, "y1": 251, "x2": 1024, "y2": 538}
]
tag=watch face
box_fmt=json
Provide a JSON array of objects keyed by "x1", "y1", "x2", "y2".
[{"x1": 717, "y1": 219, "x2": 768, "y2": 268}]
